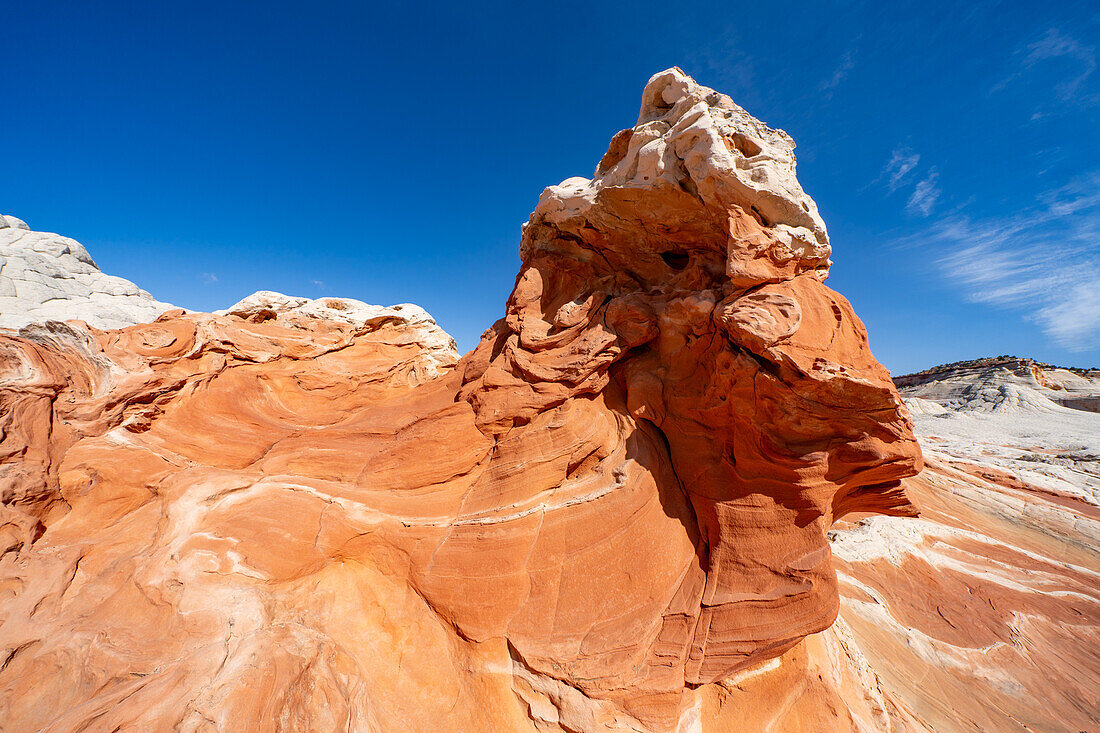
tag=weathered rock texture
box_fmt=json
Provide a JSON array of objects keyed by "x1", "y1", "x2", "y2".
[
  {"x1": 454, "y1": 67, "x2": 921, "y2": 701},
  {"x1": 0, "y1": 69, "x2": 926, "y2": 731},
  {"x1": 896, "y1": 355, "x2": 1100, "y2": 413},
  {"x1": 826, "y1": 358, "x2": 1100, "y2": 732},
  {"x1": 217, "y1": 290, "x2": 459, "y2": 377},
  {"x1": 0, "y1": 215, "x2": 175, "y2": 329}
]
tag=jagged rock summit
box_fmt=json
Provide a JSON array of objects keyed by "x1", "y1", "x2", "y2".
[
  {"x1": 0, "y1": 215, "x2": 175, "y2": 330},
  {"x1": 0, "y1": 69, "x2": 925, "y2": 732},
  {"x1": 541, "y1": 67, "x2": 831, "y2": 290}
]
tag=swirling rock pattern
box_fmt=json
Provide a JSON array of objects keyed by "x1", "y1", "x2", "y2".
[
  {"x1": 824, "y1": 358, "x2": 1100, "y2": 732},
  {"x1": 0, "y1": 69, "x2": 922, "y2": 731}
]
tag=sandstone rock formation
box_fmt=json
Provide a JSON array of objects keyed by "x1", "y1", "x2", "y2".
[
  {"x1": 825, "y1": 358, "x2": 1100, "y2": 732},
  {"x1": 0, "y1": 215, "x2": 175, "y2": 329},
  {"x1": 896, "y1": 355, "x2": 1100, "y2": 413},
  {"x1": 454, "y1": 67, "x2": 921, "y2": 701},
  {"x1": 0, "y1": 69, "x2": 928, "y2": 731},
  {"x1": 217, "y1": 290, "x2": 459, "y2": 377}
]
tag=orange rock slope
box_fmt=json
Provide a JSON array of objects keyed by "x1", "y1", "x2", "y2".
[
  {"x1": 1, "y1": 69, "x2": 924, "y2": 731},
  {"x1": 827, "y1": 360, "x2": 1100, "y2": 732}
]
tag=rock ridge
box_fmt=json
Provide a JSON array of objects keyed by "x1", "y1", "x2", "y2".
[{"x1": 895, "y1": 354, "x2": 1100, "y2": 414}]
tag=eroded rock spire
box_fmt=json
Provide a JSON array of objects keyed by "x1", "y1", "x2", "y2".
[{"x1": 455, "y1": 69, "x2": 922, "y2": 706}]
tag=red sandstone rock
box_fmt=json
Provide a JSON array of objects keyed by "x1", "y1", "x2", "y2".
[{"x1": 0, "y1": 69, "x2": 926, "y2": 731}]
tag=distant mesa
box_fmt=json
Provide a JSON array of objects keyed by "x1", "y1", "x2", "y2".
[{"x1": 895, "y1": 355, "x2": 1100, "y2": 413}]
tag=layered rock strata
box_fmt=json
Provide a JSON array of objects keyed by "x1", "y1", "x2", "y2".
[
  {"x1": 0, "y1": 69, "x2": 923, "y2": 731},
  {"x1": 896, "y1": 355, "x2": 1100, "y2": 413},
  {"x1": 828, "y1": 356, "x2": 1100, "y2": 732},
  {"x1": 218, "y1": 290, "x2": 459, "y2": 377}
]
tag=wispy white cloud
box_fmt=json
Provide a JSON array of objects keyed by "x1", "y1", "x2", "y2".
[
  {"x1": 881, "y1": 147, "x2": 921, "y2": 192},
  {"x1": 1024, "y1": 28, "x2": 1096, "y2": 101},
  {"x1": 310, "y1": 279, "x2": 325, "y2": 288},
  {"x1": 906, "y1": 168, "x2": 940, "y2": 217},
  {"x1": 904, "y1": 172, "x2": 1100, "y2": 350},
  {"x1": 201, "y1": 272, "x2": 218, "y2": 284},
  {"x1": 819, "y1": 51, "x2": 856, "y2": 94},
  {"x1": 1039, "y1": 279, "x2": 1100, "y2": 345},
  {"x1": 992, "y1": 28, "x2": 1098, "y2": 107}
]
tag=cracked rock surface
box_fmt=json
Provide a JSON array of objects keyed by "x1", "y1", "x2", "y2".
[{"x1": 0, "y1": 215, "x2": 175, "y2": 330}]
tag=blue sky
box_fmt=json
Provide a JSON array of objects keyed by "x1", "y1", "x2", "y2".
[{"x1": 4, "y1": 0, "x2": 1098, "y2": 373}]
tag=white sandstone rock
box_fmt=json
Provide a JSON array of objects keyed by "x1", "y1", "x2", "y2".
[
  {"x1": 532, "y1": 67, "x2": 830, "y2": 277},
  {"x1": 895, "y1": 357, "x2": 1100, "y2": 506},
  {"x1": 0, "y1": 217, "x2": 461, "y2": 378},
  {"x1": 218, "y1": 290, "x2": 459, "y2": 373},
  {"x1": 0, "y1": 216, "x2": 176, "y2": 330},
  {"x1": 896, "y1": 357, "x2": 1100, "y2": 413}
]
